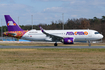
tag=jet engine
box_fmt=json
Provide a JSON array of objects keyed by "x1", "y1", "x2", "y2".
[{"x1": 62, "y1": 37, "x2": 74, "y2": 44}]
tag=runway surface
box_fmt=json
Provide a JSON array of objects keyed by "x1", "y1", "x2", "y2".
[{"x1": 0, "y1": 45, "x2": 105, "y2": 48}]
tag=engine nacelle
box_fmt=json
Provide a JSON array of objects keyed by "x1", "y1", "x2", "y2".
[{"x1": 62, "y1": 37, "x2": 74, "y2": 44}]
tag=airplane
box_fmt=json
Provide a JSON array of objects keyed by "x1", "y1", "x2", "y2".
[{"x1": 3, "y1": 15, "x2": 103, "y2": 46}]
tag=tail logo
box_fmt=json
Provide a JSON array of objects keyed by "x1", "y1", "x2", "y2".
[{"x1": 7, "y1": 21, "x2": 16, "y2": 26}]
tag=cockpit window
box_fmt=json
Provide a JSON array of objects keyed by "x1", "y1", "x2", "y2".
[{"x1": 95, "y1": 32, "x2": 100, "y2": 34}]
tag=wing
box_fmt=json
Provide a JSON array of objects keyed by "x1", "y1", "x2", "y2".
[{"x1": 39, "y1": 26, "x2": 63, "y2": 41}]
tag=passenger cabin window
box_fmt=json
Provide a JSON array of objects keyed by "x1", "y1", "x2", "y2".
[{"x1": 95, "y1": 32, "x2": 99, "y2": 34}]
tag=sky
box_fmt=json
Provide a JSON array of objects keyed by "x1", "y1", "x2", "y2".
[{"x1": 0, "y1": 0, "x2": 105, "y2": 26}]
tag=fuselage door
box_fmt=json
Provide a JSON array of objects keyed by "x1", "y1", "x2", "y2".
[{"x1": 88, "y1": 30, "x2": 92, "y2": 37}]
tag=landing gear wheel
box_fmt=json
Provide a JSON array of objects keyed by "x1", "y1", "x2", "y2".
[
  {"x1": 89, "y1": 43, "x2": 91, "y2": 46},
  {"x1": 54, "y1": 43, "x2": 57, "y2": 46}
]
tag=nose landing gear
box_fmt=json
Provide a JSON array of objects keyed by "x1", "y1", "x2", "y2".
[{"x1": 88, "y1": 40, "x2": 91, "y2": 46}]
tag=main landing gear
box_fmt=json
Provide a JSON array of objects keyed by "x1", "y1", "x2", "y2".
[{"x1": 54, "y1": 42, "x2": 58, "y2": 46}]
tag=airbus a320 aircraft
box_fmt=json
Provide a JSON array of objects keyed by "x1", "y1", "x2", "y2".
[{"x1": 3, "y1": 15, "x2": 103, "y2": 46}]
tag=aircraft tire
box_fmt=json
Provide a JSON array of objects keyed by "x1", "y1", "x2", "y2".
[{"x1": 54, "y1": 43, "x2": 57, "y2": 46}]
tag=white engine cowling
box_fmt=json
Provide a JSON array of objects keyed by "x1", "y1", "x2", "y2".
[{"x1": 45, "y1": 37, "x2": 52, "y2": 41}]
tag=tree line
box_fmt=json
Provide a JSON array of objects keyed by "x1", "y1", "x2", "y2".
[{"x1": 1, "y1": 16, "x2": 105, "y2": 39}]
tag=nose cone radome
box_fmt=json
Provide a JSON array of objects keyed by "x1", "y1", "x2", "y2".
[
  {"x1": 100, "y1": 34, "x2": 104, "y2": 39},
  {"x1": 101, "y1": 34, "x2": 104, "y2": 39}
]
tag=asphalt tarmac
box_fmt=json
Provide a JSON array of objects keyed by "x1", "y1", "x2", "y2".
[{"x1": 0, "y1": 45, "x2": 105, "y2": 48}]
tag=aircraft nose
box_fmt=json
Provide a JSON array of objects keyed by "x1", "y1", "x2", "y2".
[{"x1": 100, "y1": 34, "x2": 104, "y2": 39}]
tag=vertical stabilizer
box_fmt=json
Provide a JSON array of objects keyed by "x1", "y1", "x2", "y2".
[{"x1": 4, "y1": 15, "x2": 23, "y2": 31}]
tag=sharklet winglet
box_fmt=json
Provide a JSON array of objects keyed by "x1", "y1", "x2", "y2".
[{"x1": 39, "y1": 26, "x2": 44, "y2": 32}]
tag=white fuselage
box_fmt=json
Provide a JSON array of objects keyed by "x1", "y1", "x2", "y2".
[{"x1": 21, "y1": 29, "x2": 103, "y2": 42}]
